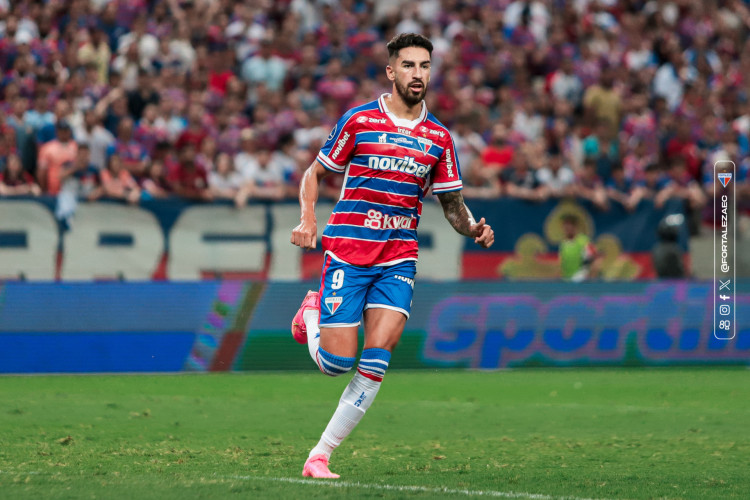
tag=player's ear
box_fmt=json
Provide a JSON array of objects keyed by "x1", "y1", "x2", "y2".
[{"x1": 385, "y1": 64, "x2": 395, "y2": 82}]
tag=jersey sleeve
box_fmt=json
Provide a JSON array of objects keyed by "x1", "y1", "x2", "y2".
[
  {"x1": 431, "y1": 135, "x2": 463, "y2": 193},
  {"x1": 316, "y1": 110, "x2": 359, "y2": 174}
]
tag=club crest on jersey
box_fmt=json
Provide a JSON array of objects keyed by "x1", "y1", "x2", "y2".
[
  {"x1": 718, "y1": 172, "x2": 732, "y2": 188},
  {"x1": 417, "y1": 137, "x2": 432, "y2": 153},
  {"x1": 325, "y1": 296, "x2": 343, "y2": 314}
]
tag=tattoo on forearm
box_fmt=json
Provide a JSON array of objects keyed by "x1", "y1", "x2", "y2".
[{"x1": 437, "y1": 191, "x2": 475, "y2": 237}]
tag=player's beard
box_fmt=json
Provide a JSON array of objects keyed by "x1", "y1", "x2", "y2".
[{"x1": 394, "y1": 77, "x2": 427, "y2": 107}]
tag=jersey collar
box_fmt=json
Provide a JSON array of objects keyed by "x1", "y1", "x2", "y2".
[{"x1": 377, "y1": 93, "x2": 427, "y2": 130}]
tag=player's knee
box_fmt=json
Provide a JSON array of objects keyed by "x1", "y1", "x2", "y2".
[{"x1": 317, "y1": 347, "x2": 355, "y2": 377}]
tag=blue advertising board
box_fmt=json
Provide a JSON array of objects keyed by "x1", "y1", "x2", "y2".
[{"x1": 0, "y1": 281, "x2": 746, "y2": 373}]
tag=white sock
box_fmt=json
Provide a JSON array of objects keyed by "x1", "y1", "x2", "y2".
[
  {"x1": 303, "y1": 308, "x2": 320, "y2": 363},
  {"x1": 309, "y1": 370, "x2": 384, "y2": 459}
]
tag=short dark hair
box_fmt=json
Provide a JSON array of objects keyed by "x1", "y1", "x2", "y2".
[{"x1": 386, "y1": 33, "x2": 433, "y2": 60}]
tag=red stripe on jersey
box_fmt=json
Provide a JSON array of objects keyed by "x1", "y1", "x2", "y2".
[
  {"x1": 329, "y1": 211, "x2": 418, "y2": 230},
  {"x1": 342, "y1": 187, "x2": 417, "y2": 208},
  {"x1": 322, "y1": 236, "x2": 418, "y2": 266},
  {"x1": 348, "y1": 164, "x2": 424, "y2": 187},
  {"x1": 357, "y1": 367, "x2": 383, "y2": 382},
  {"x1": 318, "y1": 254, "x2": 332, "y2": 298}
]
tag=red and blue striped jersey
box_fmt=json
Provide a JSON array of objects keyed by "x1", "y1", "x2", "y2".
[{"x1": 316, "y1": 94, "x2": 462, "y2": 266}]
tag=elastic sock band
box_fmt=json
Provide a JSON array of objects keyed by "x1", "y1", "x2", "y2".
[
  {"x1": 317, "y1": 346, "x2": 356, "y2": 376},
  {"x1": 357, "y1": 348, "x2": 391, "y2": 382}
]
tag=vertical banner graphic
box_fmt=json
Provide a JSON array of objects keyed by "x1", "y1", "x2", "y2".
[{"x1": 714, "y1": 161, "x2": 736, "y2": 340}]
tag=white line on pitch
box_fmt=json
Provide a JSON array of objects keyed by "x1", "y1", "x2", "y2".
[{"x1": 227, "y1": 475, "x2": 627, "y2": 500}]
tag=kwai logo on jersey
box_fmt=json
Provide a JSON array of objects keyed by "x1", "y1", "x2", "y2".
[
  {"x1": 325, "y1": 296, "x2": 343, "y2": 314},
  {"x1": 417, "y1": 137, "x2": 432, "y2": 153},
  {"x1": 364, "y1": 209, "x2": 415, "y2": 230},
  {"x1": 718, "y1": 172, "x2": 733, "y2": 188},
  {"x1": 331, "y1": 132, "x2": 350, "y2": 160},
  {"x1": 367, "y1": 156, "x2": 429, "y2": 177}
]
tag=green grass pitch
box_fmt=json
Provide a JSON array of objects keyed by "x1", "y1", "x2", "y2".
[{"x1": 1, "y1": 368, "x2": 748, "y2": 499}]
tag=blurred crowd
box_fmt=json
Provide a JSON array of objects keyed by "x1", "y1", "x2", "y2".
[{"x1": 0, "y1": 0, "x2": 748, "y2": 230}]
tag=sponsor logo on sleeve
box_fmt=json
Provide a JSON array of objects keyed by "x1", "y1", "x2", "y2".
[
  {"x1": 331, "y1": 132, "x2": 350, "y2": 160},
  {"x1": 445, "y1": 147, "x2": 455, "y2": 178}
]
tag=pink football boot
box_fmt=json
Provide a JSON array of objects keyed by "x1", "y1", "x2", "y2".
[
  {"x1": 302, "y1": 454, "x2": 340, "y2": 479},
  {"x1": 291, "y1": 290, "x2": 319, "y2": 344}
]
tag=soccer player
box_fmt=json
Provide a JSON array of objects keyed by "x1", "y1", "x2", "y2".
[{"x1": 289, "y1": 33, "x2": 495, "y2": 478}]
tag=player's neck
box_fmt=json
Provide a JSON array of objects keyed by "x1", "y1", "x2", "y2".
[{"x1": 384, "y1": 93, "x2": 423, "y2": 121}]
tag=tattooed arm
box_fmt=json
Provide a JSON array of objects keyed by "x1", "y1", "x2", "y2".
[{"x1": 437, "y1": 191, "x2": 495, "y2": 248}]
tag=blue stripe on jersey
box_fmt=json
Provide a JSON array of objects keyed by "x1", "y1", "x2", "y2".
[
  {"x1": 355, "y1": 131, "x2": 442, "y2": 157},
  {"x1": 322, "y1": 225, "x2": 417, "y2": 242},
  {"x1": 319, "y1": 101, "x2": 381, "y2": 158},
  {"x1": 345, "y1": 175, "x2": 423, "y2": 197},
  {"x1": 332, "y1": 200, "x2": 419, "y2": 218}
]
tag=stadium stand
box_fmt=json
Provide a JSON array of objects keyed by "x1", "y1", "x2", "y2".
[{"x1": 0, "y1": 0, "x2": 748, "y2": 277}]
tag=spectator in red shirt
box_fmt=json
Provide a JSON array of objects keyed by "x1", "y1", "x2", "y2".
[
  {"x1": 207, "y1": 47, "x2": 237, "y2": 97},
  {"x1": 169, "y1": 143, "x2": 212, "y2": 201},
  {"x1": 175, "y1": 103, "x2": 208, "y2": 151},
  {"x1": 480, "y1": 123, "x2": 515, "y2": 170},
  {"x1": 664, "y1": 119, "x2": 701, "y2": 181}
]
